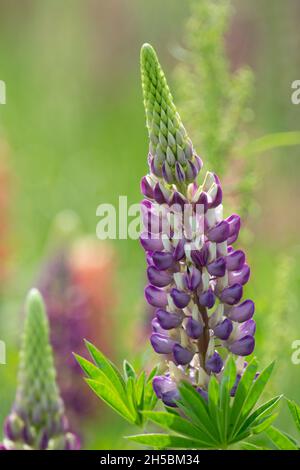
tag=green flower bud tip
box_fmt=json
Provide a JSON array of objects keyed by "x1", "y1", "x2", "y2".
[
  {"x1": 1, "y1": 289, "x2": 79, "y2": 450},
  {"x1": 16, "y1": 289, "x2": 61, "y2": 415},
  {"x1": 140, "y1": 43, "x2": 202, "y2": 185}
]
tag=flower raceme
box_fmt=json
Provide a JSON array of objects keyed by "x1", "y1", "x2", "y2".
[
  {"x1": 0, "y1": 290, "x2": 79, "y2": 450},
  {"x1": 140, "y1": 44, "x2": 255, "y2": 407}
]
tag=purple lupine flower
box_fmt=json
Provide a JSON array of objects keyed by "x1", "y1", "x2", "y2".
[{"x1": 140, "y1": 44, "x2": 256, "y2": 407}]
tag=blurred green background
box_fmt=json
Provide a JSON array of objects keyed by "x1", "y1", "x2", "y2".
[{"x1": 0, "y1": 0, "x2": 300, "y2": 449}]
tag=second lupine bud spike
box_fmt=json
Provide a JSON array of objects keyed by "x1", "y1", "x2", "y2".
[
  {"x1": 140, "y1": 43, "x2": 202, "y2": 185},
  {"x1": 0, "y1": 289, "x2": 79, "y2": 450}
]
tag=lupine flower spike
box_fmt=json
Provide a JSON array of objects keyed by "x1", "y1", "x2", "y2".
[
  {"x1": 1, "y1": 289, "x2": 80, "y2": 450},
  {"x1": 140, "y1": 44, "x2": 255, "y2": 407}
]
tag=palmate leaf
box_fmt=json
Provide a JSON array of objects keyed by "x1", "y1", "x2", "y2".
[
  {"x1": 229, "y1": 361, "x2": 275, "y2": 439},
  {"x1": 229, "y1": 358, "x2": 258, "y2": 432},
  {"x1": 143, "y1": 411, "x2": 213, "y2": 447},
  {"x1": 86, "y1": 378, "x2": 134, "y2": 423},
  {"x1": 84, "y1": 340, "x2": 126, "y2": 397},
  {"x1": 207, "y1": 376, "x2": 222, "y2": 441},
  {"x1": 125, "y1": 376, "x2": 139, "y2": 423},
  {"x1": 251, "y1": 413, "x2": 279, "y2": 434},
  {"x1": 126, "y1": 433, "x2": 210, "y2": 450},
  {"x1": 266, "y1": 426, "x2": 299, "y2": 450},
  {"x1": 135, "y1": 372, "x2": 146, "y2": 408},
  {"x1": 144, "y1": 380, "x2": 158, "y2": 410},
  {"x1": 287, "y1": 399, "x2": 300, "y2": 435},
  {"x1": 219, "y1": 357, "x2": 237, "y2": 442},
  {"x1": 238, "y1": 395, "x2": 282, "y2": 435},
  {"x1": 264, "y1": 398, "x2": 300, "y2": 450},
  {"x1": 239, "y1": 362, "x2": 275, "y2": 421},
  {"x1": 240, "y1": 442, "x2": 268, "y2": 450},
  {"x1": 75, "y1": 342, "x2": 158, "y2": 427},
  {"x1": 123, "y1": 360, "x2": 137, "y2": 381},
  {"x1": 74, "y1": 353, "x2": 105, "y2": 380},
  {"x1": 128, "y1": 358, "x2": 280, "y2": 449},
  {"x1": 178, "y1": 382, "x2": 219, "y2": 443}
]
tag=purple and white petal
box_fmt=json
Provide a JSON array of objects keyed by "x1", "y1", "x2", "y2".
[
  {"x1": 228, "y1": 335, "x2": 255, "y2": 356},
  {"x1": 145, "y1": 285, "x2": 168, "y2": 308},
  {"x1": 171, "y1": 289, "x2": 190, "y2": 308},
  {"x1": 198, "y1": 289, "x2": 215, "y2": 308},
  {"x1": 207, "y1": 220, "x2": 230, "y2": 243},
  {"x1": 140, "y1": 232, "x2": 164, "y2": 252},
  {"x1": 152, "y1": 251, "x2": 174, "y2": 270},
  {"x1": 219, "y1": 283, "x2": 243, "y2": 305},
  {"x1": 227, "y1": 300, "x2": 255, "y2": 322},
  {"x1": 147, "y1": 266, "x2": 173, "y2": 287},
  {"x1": 185, "y1": 317, "x2": 203, "y2": 339},
  {"x1": 150, "y1": 333, "x2": 176, "y2": 354},
  {"x1": 173, "y1": 344, "x2": 194, "y2": 365},
  {"x1": 207, "y1": 257, "x2": 226, "y2": 277},
  {"x1": 228, "y1": 264, "x2": 250, "y2": 286},
  {"x1": 156, "y1": 309, "x2": 183, "y2": 329},
  {"x1": 214, "y1": 318, "x2": 233, "y2": 340},
  {"x1": 226, "y1": 250, "x2": 245, "y2": 271},
  {"x1": 205, "y1": 352, "x2": 223, "y2": 374}
]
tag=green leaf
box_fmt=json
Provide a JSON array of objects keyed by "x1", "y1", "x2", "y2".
[
  {"x1": 135, "y1": 372, "x2": 146, "y2": 409},
  {"x1": 143, "y1": 411, "x2": 213, "y2": 446},
  {"x1": 266, "y1": 426, "x2": 299, "y2": 450},
  {"x1": 240, "y1": 442, "x2": 267, "y2": 450},
  {"x1": 230, "y1": 358, "x2": 258, "y2": 432},
  {"x1": 144, "y1": 378, "x2": 157, "y2": 410},
  {"x1": 239, "y1": 395, "x2": 282, "y2": 434},
  {"x1": 74, "y1": 354, "x2": 104, "y2": 380},
  {"x1": 237, "y1": 362, "x2": 275, "y2": 428},
  {"x1": 79, "y1": 344, "x2": 158, "y2": 426},
  {"x1": 219, "y1": 356, "x2": 236, "y2": 439},
  {"x1": 86, "y1": 378, "x2": 134, "y2": 423},
  {"x1": 242, "y1": 131, "x2": 300, "y2": 156},
  {"x1": 177, "y1": 382, "x2": 219, "y2": 443},
  {"x1": 230, "y1": 360, "x2": 275, "y2": 438},
  {"x1": 126, "y1": 433, "x2": 211, "y2": 449},
  {"x1": 123, "y1": 360, "x2": 136, "y2": 381},
  {"x1": 77, "y1": 355, "x2": 134, "y2": 421},
  {"x1": 84, "y1": 341, "x2": 126, "y2": 398},
  {"x1": 251, "y1": 413, "x2": 278, "y2": 434},
  {"x1": 287, "y1": 399, "x2": 300, "y2": 434},
  {"x1": 228, "y1": 430, "x2": 252, "y2": 445},
  {"x1": 147, "y1": 365, "x2": 160, "y2": 383},
  {"x1": 165, "y1": 406, "x2": 181, "y2": 416},
  {"x1": 207, "y1": 375, "x2": 222, "y2": 441},
  {"x1": 126, "y1": 376, "x2": 139, "y2": 424}
]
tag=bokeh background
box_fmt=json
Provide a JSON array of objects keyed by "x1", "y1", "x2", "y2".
[{"x1": 0, "y1": 0, "x2": 300, "y2": 449}]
